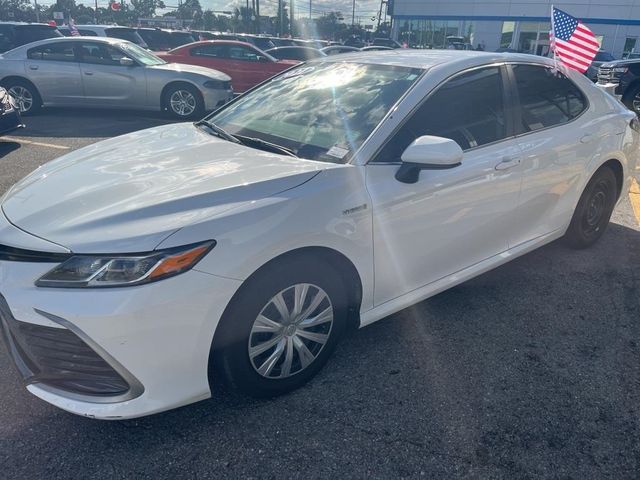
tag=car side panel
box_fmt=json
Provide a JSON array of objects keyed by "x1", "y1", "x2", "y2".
[{"x1": 156, "y1": 165, "x2": 376, "y2": 313}]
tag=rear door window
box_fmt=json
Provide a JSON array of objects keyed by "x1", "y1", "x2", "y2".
[
  {"x1": 511, "y1": 64, "x2": 588, "y2": 133},
  {"x1": 191, "y1": 44, "x2": 228, "y2": 58},
  {"x1": 27, "y1": 42, "x2": 76, "y2": 62}
]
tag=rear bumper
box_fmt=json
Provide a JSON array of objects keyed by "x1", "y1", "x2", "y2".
[
  {"x1": 596, "y1": 82, "x2": 622, "y2": 99},
  {"x1": 0, "y1": 258, "x2": 242, "y2": 419}
]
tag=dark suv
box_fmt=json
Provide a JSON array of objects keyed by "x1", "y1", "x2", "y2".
[
  {"x1": 0, "y1": 22, "x2": 62, "y2": 53},
  {"x1": 597, "y1": 59, "x2": 640, "y2": 113}
]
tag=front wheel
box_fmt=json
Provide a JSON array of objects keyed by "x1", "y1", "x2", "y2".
[
  {"x1": 5, "y1": 80, "x2": 41, "y2": 115},
  {"x1": 564, "y1": 166, "x2": 618, "y2": 249},
  {"x1": 163, "y1": 84, "x2": 204, "y2": 120},
  {"x1": 622, "y1": 84, "x2": 640, "y2": 114},
  {"x1": 213, "y1": 258, "x2": 348, "y2": 398}
]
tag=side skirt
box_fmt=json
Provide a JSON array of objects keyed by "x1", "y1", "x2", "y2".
[{"x1": 359, "y1": 228, "x2": 565, "y2": 328}]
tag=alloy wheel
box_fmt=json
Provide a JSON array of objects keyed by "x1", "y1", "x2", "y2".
[
  {"x1": 169, "y1": 89, "x2": 197, "y2": 116},
  {"x1": 8, "y1": 86, "x2": 33, "y2": 113},
  {"x1": 248, "y1": 283, "x2": 334, "y2": 379},
  {"x1": 633, "y1": 93, "x2": 640, "y2": 113}
]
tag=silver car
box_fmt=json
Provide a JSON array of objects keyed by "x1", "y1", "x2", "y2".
[{"x1": 0, "y1": 37, "x2": 233, "y2": 119}]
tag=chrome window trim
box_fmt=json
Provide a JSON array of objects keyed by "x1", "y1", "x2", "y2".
[{"x1": 364, "y1": 60, "x2": 591, "y2": 166}]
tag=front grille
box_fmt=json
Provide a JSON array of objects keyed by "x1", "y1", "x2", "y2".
[
  {"x1": 0, "y1": 295, "x2": 130, "y2": 397},
  {"x1": 597, "y1": 67, "x2": 619, "y2": 85}
]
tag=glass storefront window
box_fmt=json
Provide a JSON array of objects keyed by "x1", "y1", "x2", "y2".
[
  {"x1": 624, "y1": 37, "x2": 637, "y2": 57},
  {"x1": 501, "y1": 21, "x2": 515, "y2": 48}
]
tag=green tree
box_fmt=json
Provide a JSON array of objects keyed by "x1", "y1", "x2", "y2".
[
  {"x1": 129, "y1": 0, "x2": 165, "y2": 19},
  {"x1": 0, "y1": 0, "x2": 37, "y2": 22}
]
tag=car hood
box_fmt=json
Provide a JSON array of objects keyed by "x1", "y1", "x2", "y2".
[
  {"x1": 601, "y1": 59, "x2": 637, "y2": 68},
  {"x1": 2, "y1": 123, "x2": 327, "y2": 253},
  {"x1": 277, "y1": 59, "x2": 301, "y2": 66},
  {"x1": 148, "y1": 62, "x2": 231, "y2": 80}
]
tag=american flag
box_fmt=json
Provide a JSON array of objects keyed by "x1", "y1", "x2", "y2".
[{"x1": 550, "y1": 7, "x2": 599, "y2": 73}]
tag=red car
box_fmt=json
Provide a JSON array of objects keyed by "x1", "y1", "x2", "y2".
[{"x1": 158, "y1": 40, "x2": 299, "y2": 93}]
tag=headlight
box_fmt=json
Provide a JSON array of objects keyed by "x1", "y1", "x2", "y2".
[
  {"x1": 613, "y1": 66, "x2": 629, "y2": 73},
  {"x1": 203, "y1": 80, "x2": 227, "y2": 89},
  {"x1": 36, "y1": 241, "x2": 215, "y2": 288}
]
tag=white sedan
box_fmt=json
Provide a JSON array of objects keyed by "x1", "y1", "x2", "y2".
[{"x1": 0, "y1": 51, "x2": 637, "y2": 419}]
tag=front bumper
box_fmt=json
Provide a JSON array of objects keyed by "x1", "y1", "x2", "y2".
[
  {"x1": 0, "y1": 258, "x2": 242, "y2": 419},
  {"x1": 0, "y1": 108, "x2": 24, "y2": 136},
  {"x1": 202, "y1": 86, "x2": 234, "y2": 112}
]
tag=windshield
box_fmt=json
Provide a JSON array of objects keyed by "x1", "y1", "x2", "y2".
[
  {"x1": 207, "y1": 62, "x2": 422, "y2": 163},
  {"x1": 168, "y1": 32, "x2": 196, "y2": 48},
  {"x1": 595, "y1": 51, "x2": 615, "y2": 62},
  {"x1": 119, "y1": 42, "x2": 165, "y2": 65},
  {"x1": 137, "y1": 29, "x2": 170, "y2": 50},
  {"x1": 106, "y1": 28, "x2": 148, "y2": 48},
  {"x1": 15, "y1": 26, "x2": 62, "y2": 46}
]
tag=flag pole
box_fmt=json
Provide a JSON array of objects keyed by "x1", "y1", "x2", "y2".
[{"x1": 550, "y1": 4, "x2": 560, "y2": 72}]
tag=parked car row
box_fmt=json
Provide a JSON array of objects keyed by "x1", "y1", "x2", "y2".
[{"x1": 0, "y1": 37, "x2": 233, "y2": 119}]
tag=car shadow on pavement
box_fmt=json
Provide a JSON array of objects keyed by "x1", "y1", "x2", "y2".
[
  {"x1": 0, "y1": 141, "x2": 20, "y2": 158},
  {"x1": 0, "y1": 222, "x2": 638, "y2": 478},
  {"x1": 16, "y1": 108, "x2": 177, "y2": 139}
]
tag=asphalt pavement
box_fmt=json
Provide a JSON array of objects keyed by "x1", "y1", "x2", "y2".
[{"x1": 0, "y1": 108, "x2": 639, "y2": 479}]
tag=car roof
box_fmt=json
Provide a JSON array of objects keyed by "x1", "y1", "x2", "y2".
[
  {"x1": 0, "y1": 21, "x2": 55, "y2": 26},
  {"x1": 73, "y1": 25, "x2": 133, "y2": 29},
  {"x1": 2, "y1": 35, "x2": 128, "y2": 56},
  {"x1": 319, "y1": 49, "x2": 552, "y2": 70}
]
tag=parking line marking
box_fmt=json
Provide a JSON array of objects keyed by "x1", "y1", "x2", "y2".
[
  {"x1": 2, "y1": 137, "x2": 70, "y2": 150},
  {"x1": 630, "y1": 178, "x2": 640, "y2": 227}
]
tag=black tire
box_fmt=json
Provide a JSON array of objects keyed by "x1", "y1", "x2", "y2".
[
  {"x1": 622, "y1": 84, "x2": 640, "y2": 114},
  {"x1": 212, "y1": 257, "x2": 348, "y2": 398},
  {"x1": 564, "y1": 166, "x2": 618, "y2": 249},
  {"x1": 162, "y1": 83, "x2": 204, "y2": 120},
  {"x1": 3, "y1": 79, "x2": 41, "y2": 115}
]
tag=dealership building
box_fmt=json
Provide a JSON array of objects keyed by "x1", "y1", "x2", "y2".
[{"x1": 390, "y1": 0, "x2": 640, "y2": 58}]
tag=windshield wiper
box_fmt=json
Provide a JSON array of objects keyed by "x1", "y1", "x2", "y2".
[
  {"x1": 194, "y1": 120, "x2": 240, "y2": 144},
  {"x1": 234, "y1": 135, "x2": 299, "y2": 158}
]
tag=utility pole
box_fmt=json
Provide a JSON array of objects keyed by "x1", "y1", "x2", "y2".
[
  {"x1": 33, "y1": 0, "x2": 40, "y2": 22},
  {"x1": 94, "y1": 0, "x2": 98, "y2": 24},
  {"x1": 279, "y1": 0, "x2": 283, "y2": 37},
  {"x1": 256, "y1": 0, "x2": 260, "y2": 33},
  {"x1": 309, "y1": 0, "x2": 311, "y2": 19},
  {"x1": 351, "y1": 0, "x2": 356, "y2": 30},
  {"x1": 290, "y1": 0, "x2": 294, "y2": 36}
]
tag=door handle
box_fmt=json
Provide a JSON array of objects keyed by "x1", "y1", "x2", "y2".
[
  {"x1": 29, "y1": 65, "x2": 38, "y2": 70},
  {"x1": 495, "y1": 157, "x2": 521, "y2": 171},
  {"x1": 84, "y1": 71, "x2": 94, "y2": 76},
  {"x1": 580, "y1": 134, "x2": 594, "y2": 144}
]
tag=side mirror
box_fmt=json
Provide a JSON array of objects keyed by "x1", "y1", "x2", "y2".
[
  {"x1": 395, "y1": 135, "x2": 463, "y2": 184},
  {"x1": 119, "y1": 57, "x2": 135, "y2": 67},
  {"x1": 257, "y1": 55, "x2": 269, "y2": 62}
]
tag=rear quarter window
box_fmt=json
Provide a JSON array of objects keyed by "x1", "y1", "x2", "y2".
[{"x1": 512, "y1": 64, "x2": 587, "y2": 133}]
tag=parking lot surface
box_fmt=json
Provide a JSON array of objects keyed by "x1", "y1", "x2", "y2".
[{"x1": 1, "y1": 110, "x2": 639, "y2": 479}]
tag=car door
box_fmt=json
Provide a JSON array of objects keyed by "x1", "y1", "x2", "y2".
[
  {"x1": 76, "y1": 41, "x2": 146, "y2": 108},
  {"x1": 365, "y1": 65, "x2": 524, "y2": 306},
  {"x1": 24, "y1": 42, "x2": 84, "y2": 105},
  {"x1": 188, "y1": 44, "x2": 238, "y2": 85},
  {"x1": 226, "y1": 44, "x2": 273, "y2": 91},
  {"x1": 506, "y1": 64, "x2": 594, "y2": 247}
]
